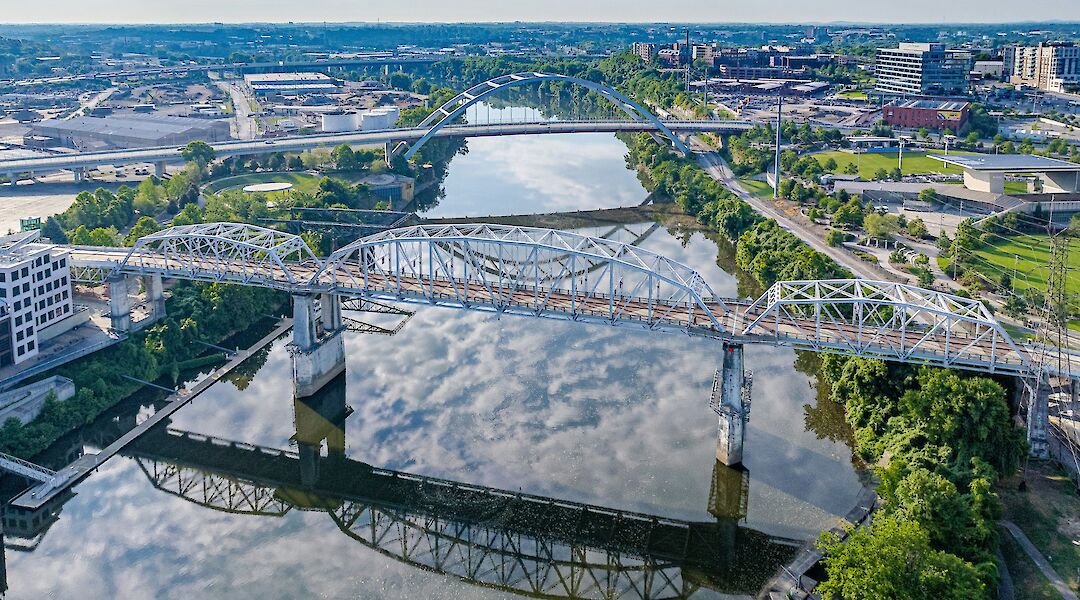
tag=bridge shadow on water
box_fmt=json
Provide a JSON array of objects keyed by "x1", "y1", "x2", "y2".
[{"x1": 0, "y1": 372, "x2": 801, "y2": 599}]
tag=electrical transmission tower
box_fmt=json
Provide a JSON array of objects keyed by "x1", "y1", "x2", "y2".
[{"x1": 1025, "y1": 207, "x2": 1077, "y2": 471}]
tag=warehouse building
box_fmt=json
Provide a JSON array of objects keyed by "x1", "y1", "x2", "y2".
[
  {"x1": 28, "y1": 114, "x2": 231, "y2": 150},
  {"x1": 243, "y1": 72, "x2": 342, "y2": 96}
]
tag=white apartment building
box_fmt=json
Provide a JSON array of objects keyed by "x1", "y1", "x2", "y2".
[
  {"x1": 1004, "y1": 42, "x2": 1080, "y2": 93},
  {"x1": 0, "y1": 235, "x2": 74, "y2": 367}
]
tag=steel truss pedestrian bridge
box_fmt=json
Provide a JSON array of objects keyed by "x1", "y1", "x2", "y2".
[{"x1": 67, "y1": 221, "x2": 1035, "y2": 376}]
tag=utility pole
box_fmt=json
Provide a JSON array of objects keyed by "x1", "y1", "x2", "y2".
[
  {"x1": 773, "y1": 93, "x2": 783, "y2": 199},
  {"x1": 685, "y1": 29, "x2": 691, "y2": 94}
]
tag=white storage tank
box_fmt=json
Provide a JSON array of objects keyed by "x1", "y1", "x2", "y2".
[
  {"x1": 322, "y1": 111, "x2": 359, "y2": 133},
  {"x1": 360, "y1": 106, "x2": 401, "y2": 131}
]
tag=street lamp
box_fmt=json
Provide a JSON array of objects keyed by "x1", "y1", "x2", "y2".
[
  {"x1": 943, "y1": 134, "x2": 956, "y2": 156},
  {"x1": 898, "y1": 134, "x2": 911, "y2": 172}
]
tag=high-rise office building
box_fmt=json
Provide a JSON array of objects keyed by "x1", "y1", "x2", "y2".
[{"x1": 875, "y1": 42, "x2": 972, "y2": 97}]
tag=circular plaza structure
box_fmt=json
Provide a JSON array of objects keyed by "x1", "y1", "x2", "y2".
[{"x1": 242, "y1": 182, "x2": 294, "y2": 193}]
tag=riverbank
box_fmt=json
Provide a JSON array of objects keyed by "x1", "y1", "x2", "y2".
[{"x1": 12, "y1": 317, "x2": 294, "y2": 509}]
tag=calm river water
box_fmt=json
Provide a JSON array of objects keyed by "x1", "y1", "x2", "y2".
[{"x1": 1, "y1": 104, "x2": 864, "y2": 599}]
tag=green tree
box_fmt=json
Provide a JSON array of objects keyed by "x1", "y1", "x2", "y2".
[
  {"x1": 817, "y1": 515, "x2": 984, "y2": 600},
  {"x1": 907, "y1": 217, "x2": 928, "y2": 239},
  {"x1": 171, "y1": 203, "x2": 203, "y2": 226},
  {"x1": 823, "y1": 157, "x2": 838, "y2": 171},
  {"x1": 125, "y1": 216, "x2": 161, "y2": 246},
  {"x1": 844, "y1": 161, "x2": 859, "y2": 176},
  {"x1": 864, "y1": 212, "x2": 900, "y2": 239},
  {"x1": 825, "y1": 229, "x2": 846, "y2": 246},
  {"x1": 331, "y1": 144, "x2": 359, "y2": 171},
  {"x1": 41, "y1": 216, "x2": 68, "y2": 243},
  {"x1": 873, "y1": 167, "x2": 889, "y2": 181},
  {"x1": 181, "y1": 140, "x2": 216, "y2": 166}
]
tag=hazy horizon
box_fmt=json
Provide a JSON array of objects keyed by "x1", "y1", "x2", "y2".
[{"x1": 3, "y1": 0, "x2": 1079, "y2": 26}]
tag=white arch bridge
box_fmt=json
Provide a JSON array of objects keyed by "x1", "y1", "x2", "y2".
[{"x1": 64, "y1": 222, "x2": 1053, "y2": 461}]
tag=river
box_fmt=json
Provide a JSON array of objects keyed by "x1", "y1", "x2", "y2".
[{"x1": 0, "y1": 104, "x2": 865, "y2": 600}]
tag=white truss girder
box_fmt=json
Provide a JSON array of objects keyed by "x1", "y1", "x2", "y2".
[
  {"x1": 316, "y1": 223, "x2": 728, "y2": 335},
  {"x1": 740, "y1": 279, "x2": 1029, "y2": 373},
  {"x1": 119, "y1": 222, "x2": 321, "y2": 289},
  {"x1": 65, "y1": 223, "x2": 1039, "y2": 375}
]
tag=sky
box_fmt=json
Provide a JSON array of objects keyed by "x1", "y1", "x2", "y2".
[{"x1": 3, "y1": 0, "x2": 1079, "y2": 25}]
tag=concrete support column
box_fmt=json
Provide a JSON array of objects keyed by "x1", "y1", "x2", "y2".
[
  {"x1": 320, "y1": 293, "x2": 342, "y2": 332},
  {"x1": 1025, "y1": 375, "x2": 1051, "y2": 459},
  {"x1": 716, "y1": 343, "x2": 748, "y2": 466},
  {"x1": 1042, "y1": 171, "x2": 1080, "y2": 194},
  {"x1": 72, "y1": 168, "x2": 84, "y2": 183},
  {"x1": 142, "y1": 275, "x2": 166, "y2": 322},
  {"x1": 108, "y1": 275, "x2": 132, "y2": 333},
  {"x1": 290, "y1": 294, "x2": 345, "y2": 398},
  {"x1": 384, "y1": 141, "x2": 395, "y2": 167},
  {"x1": 154, "y1": 161, "x2": 166, "y2": 178}
]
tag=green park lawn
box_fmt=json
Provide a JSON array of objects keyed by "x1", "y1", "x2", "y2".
[
  {"x1": 969, "y1": 233, "x2": 1080, "y2": 313},
  {"x1": 203, "y1": 171, "x2": 322, "y2": 194},
  {"x1": 836, "y1": 90, "x2": 869, "y2": 100},
  {"x1": 738, "y1": 178, "x2": 775, "y2": 200},
  {"x1": 1005, "y1": 180, "x2": 1032, "y2": 195},
  {"x1": 811, "y1": 150, "x2": 976, "y2": 180}
]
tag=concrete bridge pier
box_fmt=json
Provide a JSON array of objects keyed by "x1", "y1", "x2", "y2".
[
  {"x1": 154, "y1": 161, "x2": 166, "y2": 178},
  {"x1": 108, "y1": 275, "x2": 132, "y2": 333},
  {"x1": 715, "y1": 343, "x2": 748, "y2": 466},
  {"x1": 72, "y1": 168, "x2": 85, "y2": 183},
  {"x1": 142, "y1": 275, "x2": 166, "y2": 322},
  {"x1": 290, "y1": 294, "x2": 345, "y2": 398},
  {"x1": 384, "y1": 141, "x2": 396, "y2": 167}
]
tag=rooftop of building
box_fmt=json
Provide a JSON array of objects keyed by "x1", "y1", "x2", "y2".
[
  {"x1": 889, "y1": 99, "x2": 970, "y2": 111},
  {"x1": 32, "y1": 113, "x2": 223, "y2": 138},
  {"x1": 929, "y1": 154, "x2": 1080, "y2": 172},
  {"x1": 243, "y1": 72, "x2": 336, "y2": 83},
  {"x1": 0, "y1": 232, "x2": 64, "y2": 268}
]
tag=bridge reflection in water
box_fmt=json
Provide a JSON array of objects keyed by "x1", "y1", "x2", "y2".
[{"x1": 2, "y1": 373, "x2": 799, "y2": 599}]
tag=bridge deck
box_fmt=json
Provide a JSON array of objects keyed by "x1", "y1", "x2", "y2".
[{"x1": 67, "y1": 247, "x2": 1030, "y2": 375}]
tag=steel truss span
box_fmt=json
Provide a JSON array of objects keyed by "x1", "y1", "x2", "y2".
[
  {"x1": 739, "y1": 279, "x2": 1029, "y2": 373},
  {"x1": 319, "y1": 224, "x2": 728, "y2": 335},
  {"x1": 66, "y1": 222, "x2": 1040, "y2": 375},
  {"x1": 120, "y1": 222, "x2": 323, "y2": 288},
  {"x1": 397, "y1": 71, "x2": 692, "y2": 161}
]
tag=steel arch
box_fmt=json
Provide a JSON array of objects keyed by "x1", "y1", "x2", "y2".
[
  {"x1": 119, "y1": 222, "x2": 323, "y2": 289},
  {"x1": 739, "y1": 279, "x2": 1029, "y2": 372},
  {"x1": 313, "y1": 223, "x2": 729, "y2": 334},
  {"x1": 397, "y1": 72, "x2": 691, "y2": 161}
]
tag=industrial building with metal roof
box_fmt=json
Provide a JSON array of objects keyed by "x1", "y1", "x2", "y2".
[{"x1": 28, "y1": 114, "x2": 231, "y2": 150}]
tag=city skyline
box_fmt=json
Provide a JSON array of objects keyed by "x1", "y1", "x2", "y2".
[{"x1": 3, "y1": 0, "x2": 1080, "y2": 25}]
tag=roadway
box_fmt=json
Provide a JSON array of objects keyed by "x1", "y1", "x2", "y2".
[
  {"x1": 0, "y1": 120, "x2": 759, "y2": 178},
  {"x1": 695, "y1": 149, "x2": 883, "y2": 282},
  {"x1": 218, "y1": 81, "x2": 259, "y2": 140}
]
